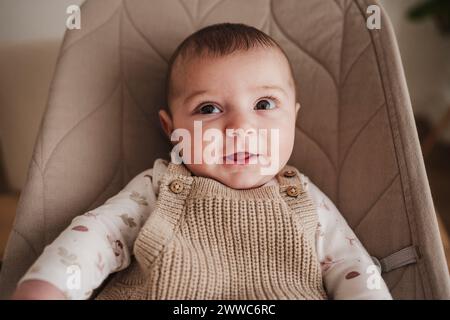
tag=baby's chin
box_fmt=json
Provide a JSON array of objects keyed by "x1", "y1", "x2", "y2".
[
  {"x1": 186, "y1": 163, "x2": 276, "y2": 190},
  {"x1": 219, "y1": 174, "x2": 274, "y2": 189}
]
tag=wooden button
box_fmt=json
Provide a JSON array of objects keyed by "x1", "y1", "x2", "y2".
[
  {"x1": 283, "y1": 170, "x2": 296, "y2": 178},
  {"x1": 169, "y1": 180, "x2": 184, "y2": 194},
  {"x1": 286, "y1": 186, "x2": 300, "y2": 197}
]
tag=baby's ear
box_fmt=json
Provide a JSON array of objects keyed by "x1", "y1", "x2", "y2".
[
  {"x1": 158, "y1": 108, "x2": 173, "y2": 138},
  {"x1": 295, "y1": 102, "x2": 301, "y2": 115}
]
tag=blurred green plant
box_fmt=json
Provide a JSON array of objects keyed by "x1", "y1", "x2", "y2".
[{"x1": 408, "y1": 0, "x2": 450, "y2": 34}]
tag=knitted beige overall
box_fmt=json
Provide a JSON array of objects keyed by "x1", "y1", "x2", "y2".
[{"x1": 95, "y1": 161, "x2": 327, "y2": 300}]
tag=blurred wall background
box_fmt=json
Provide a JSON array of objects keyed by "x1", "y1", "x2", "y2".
[
  {"x1": 0, "y1": 0, "x2": 449, "y2": 192},
  {"x1": 379, "y1": 0, "x2": 450, "y2": 140},
  {"x1": 0, "y1": 0, "x2": 85, "y2": 192}
]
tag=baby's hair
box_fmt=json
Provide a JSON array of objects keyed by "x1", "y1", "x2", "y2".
[{"x1": 164, "y1": 22, "x2": 297, "y2": 112}]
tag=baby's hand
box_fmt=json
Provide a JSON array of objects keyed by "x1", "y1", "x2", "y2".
[{"x1": 11, "y1": 280, "x2": 66, "y2": 300}]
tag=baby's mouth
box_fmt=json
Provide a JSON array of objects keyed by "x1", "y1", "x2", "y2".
[{"x1": 223, "y1": 152, "x2": 258, "y2": 164}]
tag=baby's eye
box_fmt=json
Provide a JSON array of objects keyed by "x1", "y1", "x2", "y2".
[
  {"x1": 254, "y1": 98, "x2": 276, "y2": 110},
  {"x1": 198, "y1": 104, "x2": 221, "y2": 114}
]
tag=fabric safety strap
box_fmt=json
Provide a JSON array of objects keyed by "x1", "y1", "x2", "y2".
[{"x1": 371, "y1": 245, "x2": 420, "y2": 273}]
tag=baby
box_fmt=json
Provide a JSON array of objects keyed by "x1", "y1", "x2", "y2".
[{"x1": 12, "y1": 23, "x2": 392, "y2": 300}]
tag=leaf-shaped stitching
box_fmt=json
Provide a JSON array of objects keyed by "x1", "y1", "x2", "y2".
[
  {"x1": 338, "y1": 102, "x2": 385, "y2": 170},
  {"x1": 270, "y1": 0, "x2": 339, "y2": 88},
  {"x1": 122, "y1": 0, "x2": 167, "y2": 64},
  {"x1": 295, "y1": 126, "x2": 337, "y2": 172},
  {"x1": 43, "y1": 82, "x2": 121, "y2": 173},
  {"x1": 353, "y1": 173, "x2": 399, "y2": 231},
  {"x1": 60, "y1": 4, "x2": 122, "y2": 55}
]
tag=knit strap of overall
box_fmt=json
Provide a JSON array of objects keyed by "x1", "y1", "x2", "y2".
[{"x1": 95, "y1": 161, "x2": 327, "y2": 300}]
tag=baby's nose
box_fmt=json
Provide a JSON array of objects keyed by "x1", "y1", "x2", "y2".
[
  {"x1": 225, "y1": 128, "x2": 257, "y2": 138},
  {"x1": 224, "y1": 109, "x2": 257, "y2": 133}
]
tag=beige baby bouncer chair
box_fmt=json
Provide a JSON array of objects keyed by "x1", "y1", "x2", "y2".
[{"x1": 1, "y1": 0, "x2": 449, "y2": 299}]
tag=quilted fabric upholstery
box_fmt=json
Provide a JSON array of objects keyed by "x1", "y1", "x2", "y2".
[{"x1": 1, "y1": 0, "x2": 449, "y2": 299}]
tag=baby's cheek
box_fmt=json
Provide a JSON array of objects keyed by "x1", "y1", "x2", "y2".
[{"x1": 277, "y1": 126, "x2": 296, "y2": 159}]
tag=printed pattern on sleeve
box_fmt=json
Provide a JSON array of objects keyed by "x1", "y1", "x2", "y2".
[
  {"x1": 301, "y1": 174, "x2": 393, "y2": 300},
  {"x1": 16, "y1": 159, "x2": 167, "y2": 299}
]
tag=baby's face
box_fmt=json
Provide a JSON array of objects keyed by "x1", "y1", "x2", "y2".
[{"x1": 160, "y1": 47, "x2": 300, "y2": 189}]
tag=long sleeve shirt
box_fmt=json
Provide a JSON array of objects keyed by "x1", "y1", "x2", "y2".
[{"x1": 17, "y1": 158, "x2": 392, "y2": 300}]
